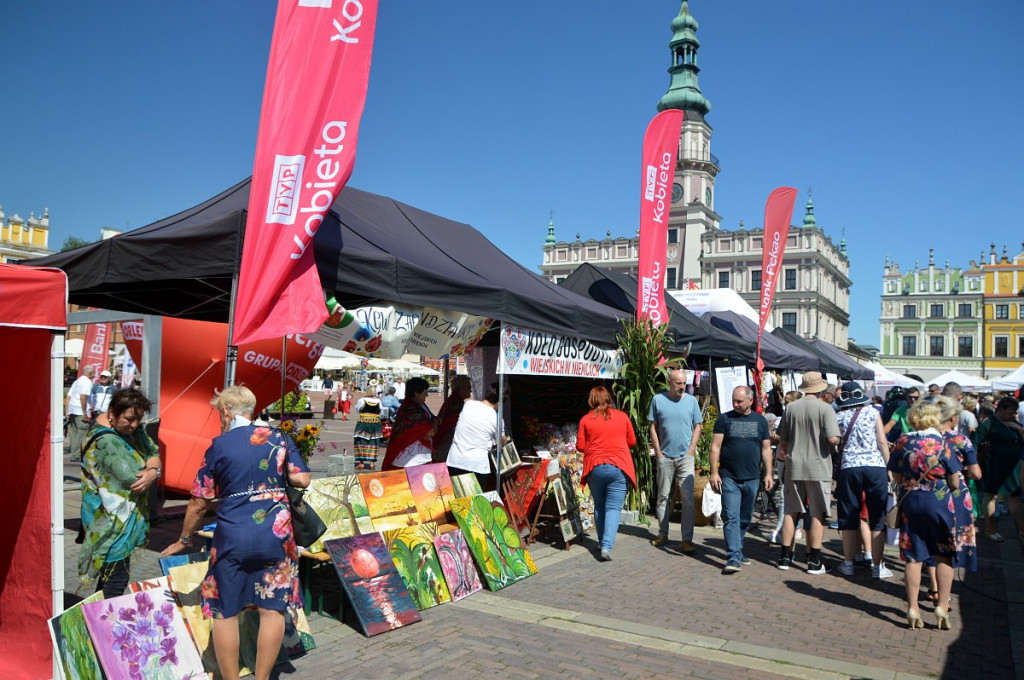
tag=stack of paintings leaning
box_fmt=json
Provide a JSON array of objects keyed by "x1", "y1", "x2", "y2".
[{"x1": 309, "y1": 462, "x2": 537, "y2": 637}]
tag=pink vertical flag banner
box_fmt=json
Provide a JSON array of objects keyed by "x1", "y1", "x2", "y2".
[
  {"x1": 233, "y1": 0, "x2": 379, "y2": 346},
  {"x1": 636, "y1": 109, "x2": 684, "y2": 326},
  {"x1": 755, "y1": 187, "x2": 799, "y2": 372},
  {"x1": 79, "y1": 322, "x2": 111, "y2": 377}
]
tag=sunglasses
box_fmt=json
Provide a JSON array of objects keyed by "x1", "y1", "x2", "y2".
[{"x1": 840, "y1": 389, "x2": 864, "y2": 401}]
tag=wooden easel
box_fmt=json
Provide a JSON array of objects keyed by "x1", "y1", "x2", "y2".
[{"x1": 526, "y1": 473, "x2": 576, "y2": 550}]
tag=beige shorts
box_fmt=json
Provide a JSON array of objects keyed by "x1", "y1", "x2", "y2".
[{"x1": 783, "y1": 479, "x2": 832, "y2": 518}]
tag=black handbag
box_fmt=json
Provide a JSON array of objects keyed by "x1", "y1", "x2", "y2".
[{"x1": 285, "y1": 483, "x2": 327, "y2": 548}]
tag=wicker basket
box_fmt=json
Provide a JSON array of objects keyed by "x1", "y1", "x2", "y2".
[{"x1": 693, "y1": 470, "x2": 715, "y2": 527}]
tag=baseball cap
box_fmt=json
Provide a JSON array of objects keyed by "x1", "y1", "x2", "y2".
[{"x1": 100, "y1": 370, "x2": 112, "y2": 377}]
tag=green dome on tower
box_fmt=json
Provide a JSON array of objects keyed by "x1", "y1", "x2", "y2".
[
  {"x1": 802, "y1": 197, "x2": 816, "y2": 229},
  {"x1": 544, "y1": 218, "x2": 556, "y2": 245},
  {"x1": 657, "y1": 1, "x2": 712, "y2": 116}
]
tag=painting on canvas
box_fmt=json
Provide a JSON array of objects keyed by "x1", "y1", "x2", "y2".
[
  {"x1": 357, "y1": 470, "x2": 419, "y2": 532},
  {"x1": 305, "y1": 474, "x2": 376, "y2": 553},
  {"x1": 448, "y1": 495, "x2": 537, "y2": 591},
  {"x1": 405, "y1": 463, "x2": 457, "y2": 531},
  {"x1": 433, "y1": 529, "x2": 483, "y2": 601},
  {"x1": 158, "y1": 550, "x2": 206, "y2": 577},
  {"x1": 129, "y1": 575, "x2": 171, "y2": 593},
  {"x1": 559, "y1": 517, "x2": 576, "y2": 542},
  {"x1": 324, "y1": 534, "x2": 422, "y2": 637},
  {"x1": 382, "y1": 522, "x2": 451, "y2": 609},
  {"x1": 450, "y1": 473, "x2": 483, "y2": 498},
  {"x1": 49, "y1": 591, "x2": 104, "y2": 680},
  {"x1": 551, "y1": 478, "x2": 569, "y2": 515},
  {"x1": 82, "y1": 589, "x2": 205, "y2": 680}
]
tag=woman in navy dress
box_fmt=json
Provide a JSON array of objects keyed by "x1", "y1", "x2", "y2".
[
  {"x1": 164, "y1": 386, "x2": 310, "y2": 680},
  {"x1": 888, "y1": 400, "x2": 962, "y2": 631}
]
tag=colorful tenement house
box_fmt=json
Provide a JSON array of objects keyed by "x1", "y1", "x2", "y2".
[
  {"x1": 980, "y1": 242, "x2": 1024, "y2": 375},
  {"x1": 539, "y1": 1, "x2": 853, "y2": 349},
  {"x1": 0, "y1": 204, "x2": 52, "y2": 263},
  {"x1": 878, "y1": 250, "x2": 984, "y2": 381}
]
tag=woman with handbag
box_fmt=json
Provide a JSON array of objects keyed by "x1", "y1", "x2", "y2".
[
  {"x1": 833, "y1": 382, "x2": 892, "y2": 579},
  {"x1": 163, "y1": 386, "x2": 310, "y2": 680},
  {"x1": 888, "y1": 400, "x2": 962, "y2": 630}
]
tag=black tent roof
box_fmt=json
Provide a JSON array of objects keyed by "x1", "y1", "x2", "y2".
[
  {"x1": 701, "y1": 310, "x2": 820, "y2": 371},
  {"x1": 770, "y1": 326, "x2": 848, "y2": 376},
  {"x1": 810, "y1": 339, "x2": 874, "y2": 380},
  {"x1": 27, "y1": 178, "x2": 627, "y2": 344},
  {"x1": 558, "y1": 263, "x2": 755, "y2": 363}
]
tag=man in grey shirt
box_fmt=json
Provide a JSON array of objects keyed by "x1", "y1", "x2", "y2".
[{"x1": 775, "y1": 371, "x2": 840, "y2": 573}]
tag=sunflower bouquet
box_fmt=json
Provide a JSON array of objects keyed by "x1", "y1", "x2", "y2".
[{"x1": 280, "y1": 419, "x2": 324, "y2": 464}]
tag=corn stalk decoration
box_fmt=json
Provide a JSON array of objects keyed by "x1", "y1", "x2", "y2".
[{"x1": 612, "y1": 317, "x2": 678, "y2": 517}]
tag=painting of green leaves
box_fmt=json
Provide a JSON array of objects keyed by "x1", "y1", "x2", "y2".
[
  {"x1": 49, "y1": 590, "x2": 104, "y2": 680},
  {"x1": 448, "y1": 495, "x2": 538, "y2": 591},
  {"x1": 305, "y1": 474, "x2": 375, "y2": 553},
  {"x1": 382, "y1": 522, "x2": 451, "y2": 609}
]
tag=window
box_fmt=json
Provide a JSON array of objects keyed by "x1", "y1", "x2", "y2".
[
  {"x1": 995, "y1": 337, "x2": 1009, "y2": 357},
  {"x1": 929, "y1": 336, "x2": 944, "y2": 357},
  {"x1": 996, "y1": 304, "x2": 1009, "y2": 320},
  {"x1": 615, "y1": 244, "x2": 627, "y2": 257},
  {"x1": 586, "y1": 246, "x2": 598, "y2": 259},
  {"x1": 902, "y1": 305, "x2": 917, "y2": 319},
  {"x1": 784, "y1": 269, "x2": 797, "y2": 290},
  {"x1": 718, "y1": 271, "x2": 730, "y2": 288},
  {"x1": 902, "y1": 336, "x2": 917, "y2": 356},
  {"x1": 666, "y1": 267, "x2": 677, "y2": 290},
  {"x1": 751, "y1": 270, "x2": 762, "y2": 291},
  {"x1": 1019, "y1": 336, "x2": 1024, "y2": 358},
  {"x1": 782, "y1": 313, "x2": 797, "y2": 333},
  {"x1": 720, "y1": 240, "x2": 733, "y2": 252},
  {"x1": 958, "y1": 303, "x2": 972, "y2": 317},
  {"x1": 930, "y1": 304, "x2": 943, "y2": 318},
  {"x1": 958, "y1": 336, "x2": 973, "y2": 357},
  {"x1": 667, "y1": 229, "x2": 678, "y2": 244}
]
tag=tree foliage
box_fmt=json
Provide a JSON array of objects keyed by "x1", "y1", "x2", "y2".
[{"x1": 60, "y1": 236, "x2": 92, "y2": 252}]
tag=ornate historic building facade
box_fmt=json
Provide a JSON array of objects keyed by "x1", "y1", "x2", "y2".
[
  {"x1": 0, "y1": 204, "x2": 52, "y2": 263},
  {"x1": 981, "y1": 243, "x2": 1024, "y2": 376},
  {"x1": 878, "y1": 250, "x2": 984, "y2": 380},
  {"x1": 540, "y1": 1, "x2": 853, "y2": 348}
]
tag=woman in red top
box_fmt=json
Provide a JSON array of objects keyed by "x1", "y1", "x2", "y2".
[{"x1": 577, "y1": 386, "x2": 637, "y2": 561}]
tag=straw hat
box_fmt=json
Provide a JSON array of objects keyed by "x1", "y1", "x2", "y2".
[{"x1": 797, "y1": 371, "x2": 828, "y2": 394}]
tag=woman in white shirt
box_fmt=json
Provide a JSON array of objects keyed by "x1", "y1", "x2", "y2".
[{"x1": 447, "y1": 383, "x2": 503, "y2": 490}]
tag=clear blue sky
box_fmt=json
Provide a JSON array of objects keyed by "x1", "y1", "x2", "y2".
[{"x1": 3, "y1": 1, "x2": 1022, "y2": 347}]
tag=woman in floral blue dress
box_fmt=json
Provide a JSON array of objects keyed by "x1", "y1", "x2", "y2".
[
  {"x1": 164, "y1": 386, "x2": 310, "y2": 680},
  {"x1": 888, "y1": 400, "x2": 962, "y2": 631}
]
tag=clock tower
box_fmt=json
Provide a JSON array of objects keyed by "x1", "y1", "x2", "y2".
[{"x1": 657, "y1": 0, "x2": 720, "y2": 288}]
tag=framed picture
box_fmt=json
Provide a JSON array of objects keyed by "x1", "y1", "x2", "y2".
[
  {"x1": 559, "y1": 517, "x2": 576, "y2": 542},
  {"x1": 499, "y1": 440, "x2": 521, "y2": 474},
  {"x1": 551, "y1": 478, "x2": 569, "y2": 515}
]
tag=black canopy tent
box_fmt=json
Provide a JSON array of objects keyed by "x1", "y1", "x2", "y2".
[
  {"x1": 557, "y1": 263, "x2": 755, "y2": 363},
  {"x1": 27, "y1": 178, "x2": 627, "y2": 344},
  {"x1": 770, "y1": 326, "x2": 848, "y2": 377},
  {"x1": 810, "y1": 339, "x2": 874, "y2": 381},
  {"x1": 701, "y1": 310, "x2": 820, "y2": 372}
]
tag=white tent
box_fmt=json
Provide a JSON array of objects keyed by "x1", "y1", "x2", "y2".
[
  {"x1": 65, "y1": 337, "x2": 83, "y2": 358},
  {"x1": 315, "y1": 348, "x2": 363, "y2": 371},
  {"x1": 992, "y1": 363, "x2": 1024, "y2": 392},
  {"x1": 863, "y1": 361, "x2": 923, "y2": 395},
  {"x1": 929, "y1": 369, "x2": 992, "y2": 393},
  {"x1": 669, "y1": 288, "x2": 766, "y2": 328}
]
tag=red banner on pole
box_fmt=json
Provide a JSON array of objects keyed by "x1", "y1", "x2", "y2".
[
  {"x1": 233, "y1": 0, "x2": 379, "y2": 347},
  {"x1": 755, "y1": 187, "x2": 799, "y2": 371},
  {"x1": 79, "y1": 322, "x2": 111, "y2": 378},
  {"x1": 637, "y1": 109, "x2": 684, "y2": 326}
]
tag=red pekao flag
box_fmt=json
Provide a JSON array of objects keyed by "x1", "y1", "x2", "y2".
[
  {"x1": 637, "y1": 109, "x2": 684, "y2": 326},
  {"x1": 233, "y1": 0, "x2": 378, "y2": 346},
  {"x1": 755, "y1": 187, "x2": 799, "y2": 372},
  {"x1": 79, "y1": 322, "x2": 111, "y2": 378}
]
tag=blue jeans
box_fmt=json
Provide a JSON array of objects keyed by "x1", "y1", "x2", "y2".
[
  {"x1": 588, "y1": 464, "x2": 628, "y2": 551},
  {"x1": 721, "y1": 476, "x2": 758, "y2": 566}
]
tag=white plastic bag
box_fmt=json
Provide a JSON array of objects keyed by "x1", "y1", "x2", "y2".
[{"x1": 701, "y1": 485, "x2": 722, "y2": 517}]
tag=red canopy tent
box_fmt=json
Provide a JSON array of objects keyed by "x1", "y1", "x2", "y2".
[{"x1": 0, "y1": 263, "x2": 67, "y2": 679}]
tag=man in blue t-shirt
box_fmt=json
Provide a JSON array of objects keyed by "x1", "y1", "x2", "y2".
[
  {"x1": 648, "y1": 369, "x2": 704, "y2": 552},
  {"x1": 710, "y1": 385, "x2": 773, "y2": 573}
]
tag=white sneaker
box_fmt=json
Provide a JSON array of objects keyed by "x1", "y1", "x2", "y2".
[
  {"x1": 837, "y1": 561, "x2": 855, "y2": 576},
  {"x1": 873, "y1": 563, "x2": 894, "y2": 579},
  {"x1": 768, "y1": 530, "x2": 780, "y2": 544}
]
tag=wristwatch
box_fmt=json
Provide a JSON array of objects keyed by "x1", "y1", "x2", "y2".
[{"x1": 180, "y1": 534, "x2": 193, "y2": 546}]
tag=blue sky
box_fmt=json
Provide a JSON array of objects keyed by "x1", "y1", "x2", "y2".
[{"x1": 3, "y1": 1, "x2": 1022, "y2": 347}]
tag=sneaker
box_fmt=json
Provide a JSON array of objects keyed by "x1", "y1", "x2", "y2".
[
  {"x1": 828, "y1": 521, "x2": 839, "y2": 529},
  {"x1": 837, "y1": 561, "x2": 856, "y2": 576},
  {"x1": 767, "y1": 530, "x2": 780, "y2": 544},
  {"x1": 740, "y1": 557, "x2": 752, "y2": 566},
  {"x1": 650, "y1": 535, "x2": 668, "y2": 547},
  {"x1": 722, "y1": 563, "x2": 742, "y2": 575},
  {"x1": 679, "y1": 540, "x2": 696, "y2": 554},
  {"x1": 806, "y1": 561, "x2": 827, "y2": 575},
  {"x1": 599, "y1": 549, "x2": 613, "y2": 562},
  {"x1": 872, "y1": 563, "x2": 893, "y2": 579},
  {"x1": 854, "y1": 553, "x2": 872, "y2": 568},
  {"x1": 775, "y1": 556, "x2": 792, "y2": 570}
]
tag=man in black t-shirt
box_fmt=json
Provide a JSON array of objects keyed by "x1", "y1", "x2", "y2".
[{"x1": 710, "y1": 385, "x2": 773, "y2": 574}]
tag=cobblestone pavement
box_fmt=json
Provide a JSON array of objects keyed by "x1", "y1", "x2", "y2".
[{"x1": 58, "y1": 391, "x2": 1024, "y2": 679}]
